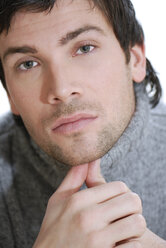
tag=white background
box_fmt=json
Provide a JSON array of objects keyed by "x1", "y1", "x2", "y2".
[{"x1": 0, "y1": 0, "x2": 165, "y2": 116}]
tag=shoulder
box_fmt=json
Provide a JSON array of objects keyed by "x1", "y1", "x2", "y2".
[
  {"x1": 149, "y1": 100, "x2": 166, "y2": 131},
  {"x1": 0, "y1": 112, "x2": 16, "y2": 154},
  {"x1": 0, "y1": 114, "x2": 17, "y2": 242},
  {"x1": 0, "y1": 112, "x2": 16, "y2": 138},
  {"x1": 146, "y1": 100, "x2": 166, "y2": 149}
]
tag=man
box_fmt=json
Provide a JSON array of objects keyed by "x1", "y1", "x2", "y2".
[{"x1": 0, "y1": 0, "x2": 166, "y2": 247}]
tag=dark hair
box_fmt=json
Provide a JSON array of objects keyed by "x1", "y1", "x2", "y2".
[{"x1": 0, "y1": 0, "x2": 162, "y2": 107}]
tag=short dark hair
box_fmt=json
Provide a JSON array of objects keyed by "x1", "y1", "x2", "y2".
[{"x1": 0, "y1": 0, "x2": 162, "y2": 107}]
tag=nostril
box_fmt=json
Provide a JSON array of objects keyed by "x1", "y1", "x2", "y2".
[
  {"x1": 48, "y1": 91, "x2": 80, "y2": 104},
  {"x1": 55, "y1": 97, "x2": 60, "y2": 101}
]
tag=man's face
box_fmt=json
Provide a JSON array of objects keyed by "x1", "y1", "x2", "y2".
[{"x1": 0, "y1": 0, "x2": 145, "y2": 166}]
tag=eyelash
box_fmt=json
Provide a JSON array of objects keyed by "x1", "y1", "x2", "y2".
[
  {"x1": 16, "y1": 43, "x2": 97, "y2": 72},
  {"x1": 17, "y1": 61, "x2": 38, "y2": 71},
  {"x1": 74, "y1": 43, "x2": 96, "y2": 56}
]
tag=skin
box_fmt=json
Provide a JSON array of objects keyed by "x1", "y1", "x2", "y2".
[
  {"x1": 1, "y1": 0, "x2": 166, "y2": 247},
  {"x1": 0, "y1": 0, "x2": 145, "y2": 166},
  {"x1": 33, "y1": 160, "x2": 147, "y2": 248}
]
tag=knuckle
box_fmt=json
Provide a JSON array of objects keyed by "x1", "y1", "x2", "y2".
[
  {"x1": 76, "y1": 210, "x2": 89, "y2": 231},
  {"x1": 67, "y1": 194, "x2": 80, "y2": 210},
  {"x1": 131, "y1": 240, "x2": 142, "y2": 248},
  {"x1": 115, "y1": 181, "x2": 129, "y2": 193},
  {"x1": 87, "y1": 232, "x2": 99, "y2": 248},
  {"x1": 134, "y1": 214, "x2": 147, "y2": 234},
  {"x1": 129, "y1": 192, "x2": 142, "y2": 212}
]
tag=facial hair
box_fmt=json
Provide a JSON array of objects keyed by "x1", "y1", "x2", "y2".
[{"x1": 24, "y1": 98, "x2": 133, "y2": 167}]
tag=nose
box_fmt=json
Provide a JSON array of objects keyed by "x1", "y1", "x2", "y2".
[{"x1": 45, "y1": 63, "x2": 83, "y2": 104}]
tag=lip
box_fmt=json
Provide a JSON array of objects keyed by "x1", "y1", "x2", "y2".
[{"x1": 51, "y1": 113, "x2": 97, "y2": 134}]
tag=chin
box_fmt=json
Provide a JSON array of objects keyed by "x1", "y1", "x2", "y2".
[
  {"x1": 51, "y1": 146, "x2": 109, "y2": 167},
  {"x1": 40, "y1": 123, "x2": 116, "y2": 167}
]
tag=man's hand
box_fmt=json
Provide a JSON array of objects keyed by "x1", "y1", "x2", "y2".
[
  {"x1": 139, "y1": 229, "x2": 166, "y2": 248},
  {"x1": 33, "y1": 160, "x2": 146, "y2": 248}
]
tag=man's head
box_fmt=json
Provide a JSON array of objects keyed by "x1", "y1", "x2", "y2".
[{"x1": 0, "y1": 0, "x2": 161, "y2": 166}]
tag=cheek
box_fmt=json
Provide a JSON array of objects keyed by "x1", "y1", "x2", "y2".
[
  {"x1": 86, "y1": 59, "x2": 134, "y2": 118},
  {"x1": 7, "y1": 78, "x2": 42, "y2": 123},
  {"x1": 86, "y1": 61, "x2": 129, "y2": 103},
  {"x1": 78, "y1": 48, "x2": 126, "y2": 91}
]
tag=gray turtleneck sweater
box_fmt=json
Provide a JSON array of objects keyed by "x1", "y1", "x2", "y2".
[{"x1": 0, "y1": 84, "x2": 166, "y2": 247}]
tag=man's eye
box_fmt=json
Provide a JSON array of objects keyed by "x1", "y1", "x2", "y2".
[
  {"x1": 18, "y1": 61, "x2": 38, "y2": 71},
  {"x1": 76, "y1": 45, "x2": 95, "y2": 55}
]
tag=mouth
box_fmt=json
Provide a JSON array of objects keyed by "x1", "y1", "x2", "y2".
[{"x1": 51, "y1": 113, "x2": 97, "y2": 135}]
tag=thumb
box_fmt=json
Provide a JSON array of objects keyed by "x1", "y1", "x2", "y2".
[
  {"x1": 56, "y1": 163, "x2": 88, "y2": 199},
  {"x1": 85, "y1": 159, "x2": 106, "y2": 188}
]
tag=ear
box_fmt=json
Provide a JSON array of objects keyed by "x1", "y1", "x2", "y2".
[
  {"x1": 7, "y1": 93, "x2": 20, "y2": 115},
  {"x1": 130, "y1": 44, "x2": 146, "y2": 83}
]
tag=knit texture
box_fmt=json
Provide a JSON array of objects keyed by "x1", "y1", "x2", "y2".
[{"x1": 0, "y1": 84, "x2": 166, "y2": 247}]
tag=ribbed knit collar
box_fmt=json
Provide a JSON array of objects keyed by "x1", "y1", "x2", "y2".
[
  {"x1": 101, "y1": 83, "x2": 150, "y2": 177},
  {"x1": 16, "y1": 83, "x2": 150, "y2": 189}
]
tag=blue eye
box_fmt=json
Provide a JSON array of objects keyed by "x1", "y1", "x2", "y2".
[
  {"x1": 76, "y1": 45, "x2": 95, "y2": 55},
  {"x1": 19, "y1": 61, "x2": 38, "y2": 71}
]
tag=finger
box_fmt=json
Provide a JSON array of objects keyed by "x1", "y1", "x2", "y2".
[
  {"x1": 86, "y1": 159, "x2": 106, "y2": 187},
  {"x1": 116, "y1": 240, "x2": 142, "y2": 248},
  {"x1": 97, "y1": 214, "x2": 146, "y2": 246},
  {"x1": 97, "y1": 192, "x2": 142, "y2": 224},
  {"x1": 73, "y1": 181, "x2": 129, "y2": 207},
  {"x1": 56, "y1": 164, "x2": 88, "y2": 199},
  {"x1": 73, "y1": 192, "x2": 142, "y2": 233}
]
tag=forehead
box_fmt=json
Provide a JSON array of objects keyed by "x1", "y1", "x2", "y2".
[
  {"x1": 0, "y1": 0, "x2": 111, "y2": 45},
  {"x1": 9, "y1": 0, "x2": 95, "y2": 31}
]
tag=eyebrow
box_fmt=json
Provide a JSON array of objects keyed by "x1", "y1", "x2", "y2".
[
  {"x1": 59, "y1": 25, "x2": 105, "y2": 45},
  {"x1": 2, "y1": 46, "x2": 37, "y2": 62},
  {"x1": 2, "y1": 25, "x2": 105, "y2": 62}
]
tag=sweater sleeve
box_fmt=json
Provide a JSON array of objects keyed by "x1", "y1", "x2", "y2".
[
  {"x1": 0, "y1": 180, "x2": 15, "y2": 248},
  {"x1": 0, "y1": 115, "x2": 29, "y2": 248}
]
